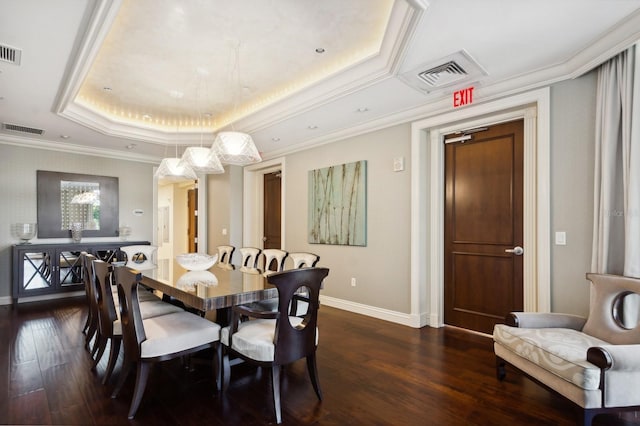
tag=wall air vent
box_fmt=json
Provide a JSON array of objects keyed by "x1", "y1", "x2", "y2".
[
  {"x1": 2, "y1": 123, "x2": 45, "y2": 135},
  {"x1": 399, "y1": 50, "x2": 488, "y2": 95},
  {"x1": 0, "y1": 44, "x2": 22, "y2": 65}
]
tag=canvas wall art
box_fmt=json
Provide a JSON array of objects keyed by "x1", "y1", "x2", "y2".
[{"x1": 308, "y1": 160, "x2": 367, "y2": 246}]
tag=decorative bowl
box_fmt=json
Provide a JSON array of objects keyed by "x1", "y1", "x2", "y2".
[
  {"x1": 175, "y1": 253, "x2": 218, "y2": 271},
  {"x1": 14, "y1": 223, "x2": 37, "y2": 244}
]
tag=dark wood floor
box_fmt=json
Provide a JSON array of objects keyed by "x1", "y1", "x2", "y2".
[{"x1": 1, "y1": 297, "x2": 640, "y2": 425}]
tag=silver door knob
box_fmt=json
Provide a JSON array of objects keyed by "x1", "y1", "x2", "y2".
[
  {"x1": 505, "y1": 246, "x2": 524, "y2": 256},
  {"x1": 262, "y1": 237, "x2": 267, "y2": 242}
]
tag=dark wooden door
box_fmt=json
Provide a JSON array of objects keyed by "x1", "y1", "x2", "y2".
[
  {"x1": 263, "y1": 172, "x2": 281, "y2": 249},
  {"x1": 187, "y1": 188, "x2": 197, "y2": 252},
  {"x1": 444, "y1": 120, "x2": 524, "y2": 334}
]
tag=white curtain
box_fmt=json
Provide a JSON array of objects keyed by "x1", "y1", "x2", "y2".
[{"x1": 591, "y1": 45, "x2": 640, "y2": 276}]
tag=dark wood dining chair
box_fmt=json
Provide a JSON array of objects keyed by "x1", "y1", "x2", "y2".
[
  {"x1": 111, "y1": 266, "x2": 222, "y2": 419},
  {"x1": 221, "y1": 267, "x2": 330, "y2": 424}
]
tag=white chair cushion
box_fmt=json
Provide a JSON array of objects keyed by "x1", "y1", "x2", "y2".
[
  {"x1": 112, "y1": 300, "x2": 184, "y2": 335},
  {"x1": 494, "y1": 325, "x2": 608, "y2": 390},
  {"x1": 221, "y1": 317, "x2": 316, "y2": 362},
  {"x1": 140, "y1": 312, "x2": 221, "y2": 359},
  {"x1": 139, "y1": 300, "x2": 184, "y2": 318}
]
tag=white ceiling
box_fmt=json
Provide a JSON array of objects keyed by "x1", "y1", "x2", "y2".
[{"x1": 1, "y1": 0, "x2": 640, "y2": 164}]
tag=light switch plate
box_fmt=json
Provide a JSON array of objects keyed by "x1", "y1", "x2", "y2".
[
  {"x1": 555, "y1": 231, "x2": 566, "y2": 245},
  {"x1": 393, "y1": 157, "x2": 404, "y2": 172}
]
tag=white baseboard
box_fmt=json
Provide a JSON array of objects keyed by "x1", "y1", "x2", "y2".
[
  {"x1": 0, "y1": 291, "x2": 85, "y2": 306},
  {"x1": 320, "y1": 295, "x2": 428, "y2": 328}
]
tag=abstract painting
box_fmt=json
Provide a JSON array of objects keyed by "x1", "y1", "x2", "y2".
[{"x1": 308, "y1": 160, "x2": 367, "y2": 246}]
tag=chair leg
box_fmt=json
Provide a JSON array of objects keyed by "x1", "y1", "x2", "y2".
[
  {"x1": 89, "y1": 331, "x2": 102, "y2": 358},
  {"x1": 222, "y1": 352, "x2": 231, "y2": 391},
  {"x1": 213, "y1": 343, "x2": 222, "y2": 392},
  {"x1": 496, "y1": 356, "x2": 506, "y2": 381},
  {"x1": 271, "y1": 365, "x2": 282, "y2": 424},
  {"x1": 127, "y1": 361, "x2": 151, "y2": 419},
  {"x1": 111, "y1": 360, "x2": 134, "y2": 399},
  {"x1": 306, "y1": 354, "x2": 322, "y2": 400},
  {"x1": 91, "y1": 335, "x2": 108, "y2": 370},
  {"x1": 102, "y1": 338, "x2": 121, "y2": 385},
  {"x1": 85, "y1": 320, "x2": 97, "y2": 350}
]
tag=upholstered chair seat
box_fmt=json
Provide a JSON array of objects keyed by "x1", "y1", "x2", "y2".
[
  {"x1": 222, "y1": 267, "x2": 329, "y2": 424},
  {"x1": 494, "y1": 273, "x2": 640, "y2": 426},
  {"x1": 112, "y1": 266, "x2": 222, "y2": 419}
]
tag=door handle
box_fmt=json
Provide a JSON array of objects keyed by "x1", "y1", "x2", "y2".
[
  {"x1": 262, "y1": 237, "x2": 267, "y2": 242},
  {"x1": 505, "y1": 246, "x2": 524, "y2": 256}
]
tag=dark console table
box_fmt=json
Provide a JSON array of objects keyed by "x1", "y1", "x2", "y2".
[{"x1": 12, "y1": 241, "x2": 149, "y2": 304}]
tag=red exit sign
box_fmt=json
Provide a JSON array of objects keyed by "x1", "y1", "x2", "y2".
[{"x1": 453, "y1": 86, "x2": 474, "y2": 108}]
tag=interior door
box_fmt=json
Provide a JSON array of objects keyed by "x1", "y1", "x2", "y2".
[
  {"x1": 444, "y1": 120, "x2": 524, "y2": 334},
  {"x1": 263, "y1": 171, "x2": 282, "y2": 249}
]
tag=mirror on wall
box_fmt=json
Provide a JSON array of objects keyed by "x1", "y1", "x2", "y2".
[{"x1": 37, "y1": 170, "x2": 119, "y2": 238}]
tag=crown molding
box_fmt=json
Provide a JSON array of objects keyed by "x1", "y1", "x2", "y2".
[{"x1": 0, "y1": 133, "x2": 160, "y2": 164}]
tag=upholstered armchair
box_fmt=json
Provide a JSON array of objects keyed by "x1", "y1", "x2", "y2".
[{"x1": 493, "y1": 273, "x2": 640, "y2": 426}]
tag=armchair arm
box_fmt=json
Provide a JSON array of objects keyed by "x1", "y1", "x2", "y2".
[
  {"x1": 587, "y1": 345, "x2": 640, "y2": 407},
  {"x1": 587, "y1": 345, "x2": 640, "y2": 371},
  {"x1": 507, "y1": 312, "x2": 586, "y2": 330}
]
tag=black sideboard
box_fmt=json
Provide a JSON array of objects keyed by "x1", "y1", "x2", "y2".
[{"x1": 12, "y1": 241, "x2": 150, "y2": 304}]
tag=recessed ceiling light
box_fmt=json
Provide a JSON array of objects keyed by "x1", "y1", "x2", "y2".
[
  {"x1": 272, "y1": 137, "x2": 281, "y2": 142},
  {"x1": 60, "y1": 135, "x2": 70, "y2": 139},
  {"x1": 356, "y1": 107, "x2": 369, "y2": 113},
  {"x1": 126, "y1": 143, "x2": 137, "y2": 150},
  {"x1": 143, "y1": 114, "x2": 152, "y2": 120},
  {"x1": 315, "y1": 48, "x2": 325, "y2": 54},
  {"x1": 308, "y1": 125, "x2": 318, "y2": 130}
]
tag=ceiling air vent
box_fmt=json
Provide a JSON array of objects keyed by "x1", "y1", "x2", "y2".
[
  {"x1": 0, "y1": 44, "x2": 22, "y2": 65},
  {"x1": 2, "y1": 123, "x2": 45, "y2": 136},
  {"x1": 399, "y1": 50, "x2": 487, "y2": 94},
  {"x1": 417, "y1": 61, "x2": 467, "y2": 88}
]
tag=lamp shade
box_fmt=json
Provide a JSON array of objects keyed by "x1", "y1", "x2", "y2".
[
  {"x1": 210, "y1": 131, "x2": 261, "y2": 165},
  {"x1": 180, "y1": 146, "x2": 224, "y2": 174},
  {"x1": 155, "y1": 157, "x2": 197, "y2": 181}
]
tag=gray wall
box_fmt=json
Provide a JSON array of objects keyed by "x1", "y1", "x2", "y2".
[
  {"x1": 549, "y1": 71, "x2": 598, "y2": 315},
  {"x1": 283, "y1": 124, "x2": 412, "y2": 312},
  {"x1": 0, "y1": 144, "x2": 155, "y2": 300},
  {"x1": 0, "y1": 70, "x2": 602, "y2": 317}
]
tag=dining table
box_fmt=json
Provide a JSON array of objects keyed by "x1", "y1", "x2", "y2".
[{"x1": 138, "y1": 263, "x2": 274, "y2": 319}]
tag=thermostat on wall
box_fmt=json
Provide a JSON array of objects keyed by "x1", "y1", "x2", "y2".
[{"x1": 132, "y1": 209, "x2": 144, "y2": 216}]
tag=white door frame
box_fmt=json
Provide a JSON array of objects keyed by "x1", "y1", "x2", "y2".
[
  {"x1": 410, "y1": 88, "x2": 551, "y2": 328},
  {"x1": 243, "y1": 157, "x2": 286, "y2": 249}
]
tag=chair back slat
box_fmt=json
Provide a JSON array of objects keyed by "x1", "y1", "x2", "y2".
[
  {"x1": 114, "y1": 266, "x2": 146, "y2": 359},
  {"x1": 93, "y1": 259, "x2": 118, "y2": 335},
  {"x1": 267, "y1": 267, "x2": 329, "y2": 365}
]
